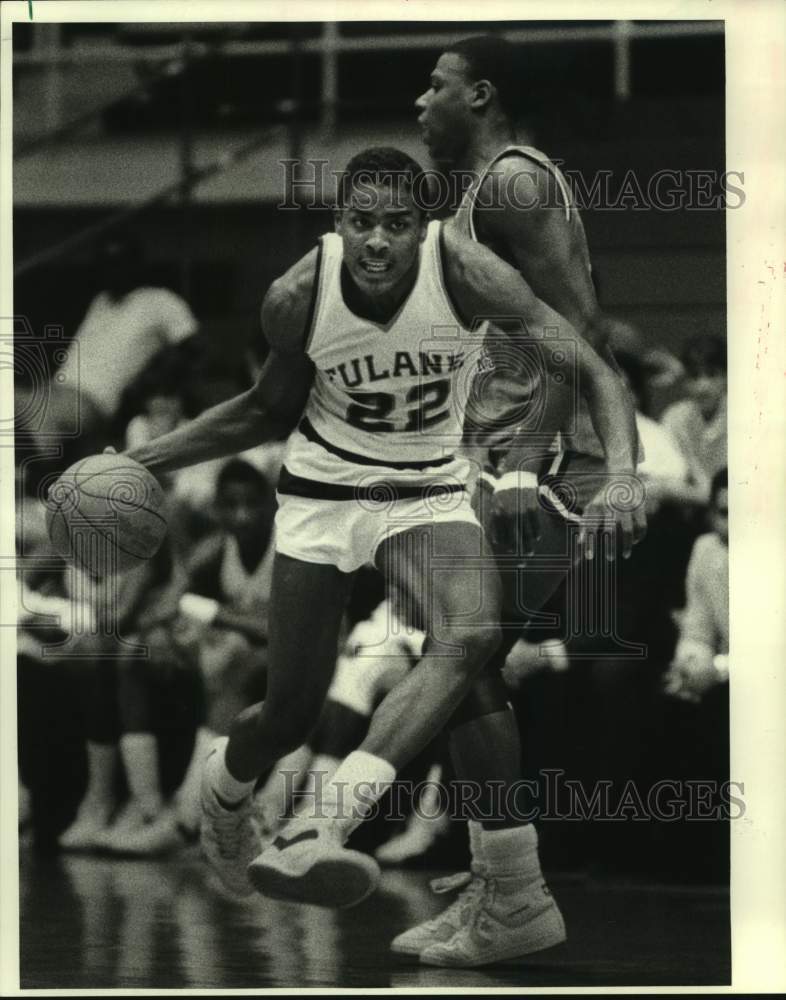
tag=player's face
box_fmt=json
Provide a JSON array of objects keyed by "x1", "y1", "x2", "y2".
[
  {"x1": 216, "y1": 482, "x2": 273, "y2": 543},
  {"x1": 415, "y1": 53, "x2": 476, "y2": 161},
  {"x1": 710, "y1": 486, "x2": 728, "y2": 545},
  {"x1": 336, "y1": 181, "x2": 427, "y2": 298}
]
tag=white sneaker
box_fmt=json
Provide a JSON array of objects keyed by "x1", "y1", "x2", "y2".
[
  {"x1": 92, "y1": 800, "x2": 148, "y2": 852},
  {"x1": 200, "y1": 747, "x2": 259, "y2": 898},
  {"x1": 58, "y1": 800, "x2": 114, "y2": 851},
  {"x1": 418, "y1": 876, "x2": 566, "y2": 967},
  {"x1": 375, "y1": 812, "x2": 450, "y2": 867},
  {"x1": 248, "y1": 818, "x2": 381, "y2": 908},
  {"x1": 101, "y1": 808, "x2": 190, "y2": 857},
  {"x1": 390, "y1": 870, "x2": 486, "y2": 956}
]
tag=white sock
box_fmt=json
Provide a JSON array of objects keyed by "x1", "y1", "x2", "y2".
[
  {"x1": 468, "y1": 819, "x2": 484, "y2": 869},
  {"x1": 479, "y1": 823, "x2": 542, "y2": 880},
  {"x1": 306, "y1": 753, "x2": 341, "y2": 791},
  {"x1": 318, "y1": 750, "x2": 396, "y2": 836},
  {"x1": 413, "y1": 763, "x2": 444, "y2": 824},
  {"x1": 204, "y1": 738, "x2": 256, "y2": 805},
  {"x1": 296, "y1": 754, "x2": 340, "y2": 816}
]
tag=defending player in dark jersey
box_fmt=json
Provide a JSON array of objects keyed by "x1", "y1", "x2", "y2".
[{"x1": 383, "y1": 36, "x2": 647, "y2": 966}]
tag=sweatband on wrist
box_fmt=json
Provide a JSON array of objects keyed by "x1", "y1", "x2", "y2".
[
  {"x1": 479, "y1": 470, "x2": 538, "y2": 492},
  {"x1": 178, "y1": 593, "x2": 220, "y2": 625}
]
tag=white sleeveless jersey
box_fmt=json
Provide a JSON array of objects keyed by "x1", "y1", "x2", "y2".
[
  {"x1": 282, "y1": 220, "x2": 481, "y2": 489},
  {"x1": 454, "y1": 145, "x2": 603, "y2": 460}
]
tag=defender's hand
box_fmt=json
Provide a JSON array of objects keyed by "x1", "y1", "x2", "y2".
[
  {"x1": 578, "y1": 477, "x2": 647, "y2": 562},
  {"x1": 491, "y1": 484, "x2": 541, "y2": 557},
  {"x1": 473, "y1": 471, "x2": 541, "y2": 556},
  {"x1": 666, "y1": 641, "x2": 719, "y2": 702}
]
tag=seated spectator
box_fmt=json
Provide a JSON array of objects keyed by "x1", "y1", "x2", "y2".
[
  {"x1": 16, "y1": 234, "x2": 197, "y2": 458},
  {"x1": 51, "y1": 541, "x2": 196, "y2": 853},
  {"x1": 661, "y1": 335, "x2": 727, "y2": 503},
  {"x1": 664, "y1": 468, "x2": 729, "y2": 703},
  {"x1": 174, "y1": 458, "x2": 276, "y2": 733}
]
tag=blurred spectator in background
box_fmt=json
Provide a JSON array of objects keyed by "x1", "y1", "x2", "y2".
[
  {"x1": 124, "y1": 385, "x2": 187, "y2": 453},
  {"x1": 173, "y1": 458, "x2": 276, "y2": 737},
  {"x1": 661, "y1": 334, "x2": 727, "y2": 503},
  {"x1": 614, "y1": 350, "x2": 692, "y2": 507},
  {"x1": 48, "y1": 541, "x2": 193, "y2": 854},
  {"x1": 16, "y1": 234, "x2": 198, "y2": 459},
  {"x1": 664, "y1": 468, "x2": 729, "y2": 703}
]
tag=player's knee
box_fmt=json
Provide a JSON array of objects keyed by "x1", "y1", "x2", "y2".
[{"x1": 448, "y1": 622, "x2": 503, "y2": 675}]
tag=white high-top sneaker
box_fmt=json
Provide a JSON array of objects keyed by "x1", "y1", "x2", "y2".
[
  {"x1": 200, "y1": 741, "x2": 259, "y2": 898},
  {"x1": 390, "y1": 820, "x2": 485, "y2": 956},
  {"x1": 247, "y1": 815, "x2": 380, "y2": 908},
  {"x1": 418, "y1": 824, "x2": 566, "y2": 967},
  {"x1": 390, "y1": 867, "x2": 487, "y2": 956},
  {"x1": 418, "y1": 873, "x2": 565, "y2": 966}
]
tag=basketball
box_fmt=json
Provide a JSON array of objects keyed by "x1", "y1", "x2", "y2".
[{"x1": 45, "y1": 453, "x2": 168, "y2": 576}]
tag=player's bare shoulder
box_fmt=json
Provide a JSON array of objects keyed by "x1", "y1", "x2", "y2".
[
  {"x1": 261, "y1": 245, "x2": 320, "y2": 356},
  {"x1": 483, "y1": 150, "x2": 566, "y2": 215},
  {"x1": 477, "y1": 151, "x2": 573, "y2": 248}
]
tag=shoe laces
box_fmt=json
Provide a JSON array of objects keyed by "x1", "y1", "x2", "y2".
[
  {"x1": 427, "y1": 869, "x2": 488, "y2": 930},
  {"x1": 210, "y1": 800, "x2": 252, "y2": 859}
]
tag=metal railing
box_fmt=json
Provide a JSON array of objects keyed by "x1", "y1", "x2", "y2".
[
  {"x1": 12, "y1": 19, "x2": 724, "y2": 285},
  {"x1": 14, "y1": 20, "x2": 723, "y2": 137}
]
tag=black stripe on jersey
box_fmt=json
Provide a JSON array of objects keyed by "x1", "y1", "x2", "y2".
[
  {"x1": 303, "y1": 237, "x2": 325, "y2": 353},
  {"x1": 437, "y1": 222, "x2": 473, "y2": 330},
  {"x1": 298, "y1": 416, "x2": 455, "y2": 471},
  {"x1": 278, "y1": 465, "x2": 465, "y2": 502}
]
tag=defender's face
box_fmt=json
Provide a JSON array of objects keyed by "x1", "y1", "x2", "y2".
[
  {"x1": 336, "y1": 181, "x2": 426, "y2": 296},
  {"x1": 415, "y1": 53, "x2": 476, "y2": 161}
]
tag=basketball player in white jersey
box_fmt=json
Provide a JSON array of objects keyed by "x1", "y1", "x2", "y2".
[
  {"x1": 124, "y1": 148, "x2": 636, "y2": 918},
  {"x1": 377, "y1": 37, "x2": 646, "y2": 966}
]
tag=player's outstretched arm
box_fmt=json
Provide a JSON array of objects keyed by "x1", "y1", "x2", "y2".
[{"x1": 126, "y1": 251, "x2": 318, "y2": 476}]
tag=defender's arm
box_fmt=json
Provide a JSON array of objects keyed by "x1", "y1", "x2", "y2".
[{"x1": 444, "y1": 226, "x2": 638, "y2": 476}]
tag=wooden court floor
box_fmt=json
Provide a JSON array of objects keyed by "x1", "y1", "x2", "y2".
[{"x1": 19, "y1": 848, "x2": 730, "y2": 990}]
